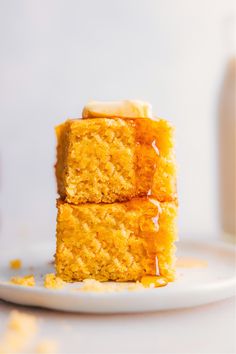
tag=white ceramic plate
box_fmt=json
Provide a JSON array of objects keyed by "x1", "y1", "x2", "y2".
[{"x1": 0, "y1": 239, "x2": 235, "y2": 313}]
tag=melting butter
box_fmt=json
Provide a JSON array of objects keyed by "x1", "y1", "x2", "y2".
[{"x1": 82, "y1": 100, "x2": 152, "y2": 118}]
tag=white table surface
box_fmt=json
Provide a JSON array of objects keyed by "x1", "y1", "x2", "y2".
[{"x1": 0, "y1": 297, "x2": 235, "y2": 354}]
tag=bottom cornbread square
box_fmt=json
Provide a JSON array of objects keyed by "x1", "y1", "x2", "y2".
[{"x1": 56, "y1": 198, "x2": 177, "y2": 282}]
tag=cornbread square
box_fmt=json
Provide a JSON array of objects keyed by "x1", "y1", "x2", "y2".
[
  {"x1": 55, "y1": 118, "x2": 176, "y2": 204},
  {"x1": 56, "y1": 198, "x2": 177, "y2": 282}
]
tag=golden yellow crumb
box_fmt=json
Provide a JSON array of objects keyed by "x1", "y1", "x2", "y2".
[
  {"x1": 141, "y1": 275, "x2": 168, "y2": 288},
  {"x1": 0, "y1": 311, "x2": 59, "y2": 354},
  {"x1": 0, "y1": 310, "x2": 37, "y2": 354},
  {"x1": 78, "y1": 279, "x2": 144, "y2": 293},
  {"x1": 126, "y1": 282, "x2": 145, "y2": 291},
  {"x1": 78, "y1": 279, "x2": 113, "y2": 292},
  {"x1": 35, "y1": 339, "x2": 58, "y2": 354},
  {"x1": 10, "y1": 274, "x2": 35, "y2": 287},
  {"x1": 44, "y1": 273, "x2": 65, "y2": 289},
  {"x1": 9, "y1": 259, "x2": 22, "y2": 270}
]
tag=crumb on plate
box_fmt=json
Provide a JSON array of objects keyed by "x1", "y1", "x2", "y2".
[
  {"x1": 44, "y1": 273, "x2": 65, "y2": 289},
  {"x1": 10, "y1": 274, "x2": 35, "y2": 287},
  {"x1": 78, "y1": 279, "x2": 145, "y2": 293},
  {"x1": 77, "y1": 277, "x2": 168, "y2": 293},
  {"x1": 9, "y1": 259, "x2": 22, "y2": 270}
]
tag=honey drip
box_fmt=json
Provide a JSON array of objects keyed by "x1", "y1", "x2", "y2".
[
  {"x1": 128, "y1": 118, "x2": 160, "y2": 199},
  {"x1": 124, "y1": 197, "x2": 160, "y2": 276},
  {"x1": 71, "y1": 116, "x2": 176, "y2": 280},
  {"x1": 141, "y1": 275, "x2": 168, "y2": 288}
]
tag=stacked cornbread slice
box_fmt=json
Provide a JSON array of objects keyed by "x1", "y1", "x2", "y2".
[{"x1": 55, "y1": 101, "x2": 178, "y2": 282}]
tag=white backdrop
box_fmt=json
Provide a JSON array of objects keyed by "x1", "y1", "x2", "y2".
[{"x1": 0, "y1": 0, "x2": 235, "y2": 246}]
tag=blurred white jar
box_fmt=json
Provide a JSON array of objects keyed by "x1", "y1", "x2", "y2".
[
  {"x1": 218, "y1": 58, "x2": 236, "y2": 241},
  {"x1": 218, "y1": 17, "x2": 236, "y2": 242}
]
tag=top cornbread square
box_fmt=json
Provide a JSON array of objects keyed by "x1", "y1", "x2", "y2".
[{"x1": 55, "y1": 118, "x2": 176, "y2": 204}]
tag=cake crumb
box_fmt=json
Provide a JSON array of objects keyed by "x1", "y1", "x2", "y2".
[
  {"x1": 35, "y1": 339, "x2": 58, "y2": 354},
  {"x1": 126, "y1": 282, "x2": 145, "y2": 291},
  {"x1": 10, "y1": 274, "x2": 35, "y2": 287},
  {"x1": 78, "y1": 279, "x2": 145, "y2": 293},
  {"x1": 9, "y1": 259, "x2": 22, "y2": 270},
  {"x1": 44, "y1": 273, "x2": 65, "y2": 289},
  {"x1": 0, "y1": 310, "x2": 37, "y2": 354}
]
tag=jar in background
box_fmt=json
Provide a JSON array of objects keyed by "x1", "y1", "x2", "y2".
[{"x1": 218, "y1": 57, "x2": 236, "y2": 242}]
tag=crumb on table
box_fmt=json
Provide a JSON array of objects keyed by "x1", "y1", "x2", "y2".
[
  {"x1": 44, "y1": 273, "x2": 65, "y2": 289},
  {"x1": 0, "y1": 310, "x2": 37, "y2": 353},
  {"x1": 9, "y1": 259, "x2": 22, "y2": 270},
  {"x1": 35, "y1": 339, "x2": 58, "y2": 354},
  {"x1": 0, "y1": 310, "x2": 59, "y2": 354},
  {"x1": 10, "y1": 274, "x2": 35, "y2": 287}
]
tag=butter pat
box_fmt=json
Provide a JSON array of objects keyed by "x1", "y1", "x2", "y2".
[{"x1": 82, "y1": 100, "x2": 152, "y2": 118}]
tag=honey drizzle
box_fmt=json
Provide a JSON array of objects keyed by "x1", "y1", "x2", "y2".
[
  {"x1": 128, "y1": 118, "x2": 160, "y2": 199},
  {"x1": 79, "y1": 116, "x2": 161, "y2": 199},
  {"x1": 124, "y1": 197, "x2": 160, "y2": 276},
  {"x1": 141, "y1": 275, "x2": 168, "y2": 288},
  {"x1": 77, "y1": 116, "x2": 171, "y2": 279}
]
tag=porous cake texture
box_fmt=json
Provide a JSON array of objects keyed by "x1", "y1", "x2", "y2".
[
  {"x1": 56, "y1": 198, "x2": 177, "y2": 282},
  {"x1": 55, "y1": 118, "x2": 176, "y2": 204}
]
